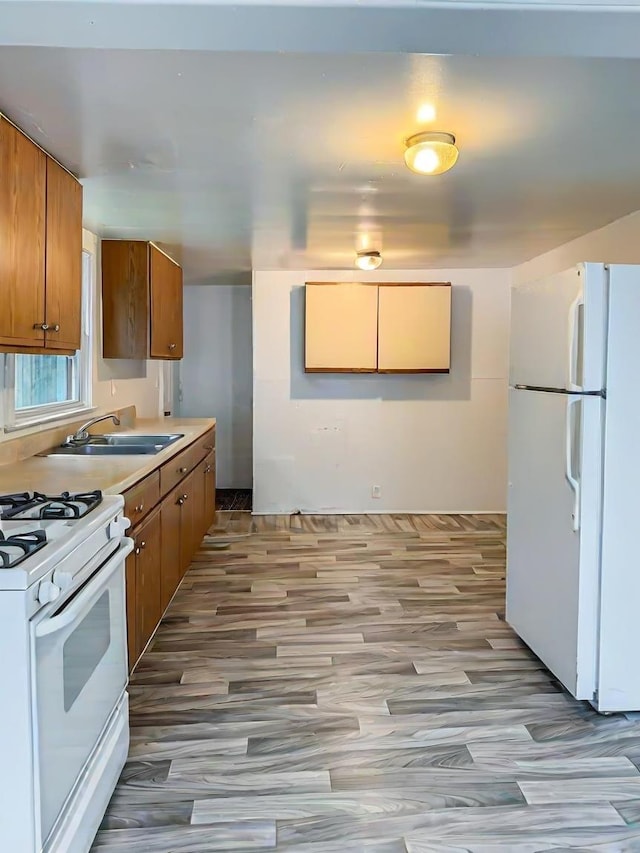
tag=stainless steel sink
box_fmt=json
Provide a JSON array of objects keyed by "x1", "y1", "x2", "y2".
[
  {"x1": 44, "y1": 433, "x2": 184, "y2": 457},
  {"x1": 47, "y1": 444, "x2": 159, "y2": 456},
  {"x1": 101, "y1": 433, "x2": 184, "y2": 448}
]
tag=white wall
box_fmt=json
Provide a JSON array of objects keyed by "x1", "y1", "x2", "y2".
[
  {"x1": 516, "y1": 209, "x2": 640, "y2": 282},
  {"x1": 179, "y1": 284, "x2": 253, "y2": 488},
  {"x1": 252, "y1": 269, "x2": 511, "y2": 514}
]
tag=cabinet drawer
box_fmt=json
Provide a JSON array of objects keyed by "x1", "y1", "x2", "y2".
[
  {"x1": 160, "y1": 447, "x2": 194, "y2": 496},
  {"x1": 123, "y1": 470, "x2": 160, "y2": 527},
  {"x1": 193, "y1": 428, "x2": 216, "y2": 464}
]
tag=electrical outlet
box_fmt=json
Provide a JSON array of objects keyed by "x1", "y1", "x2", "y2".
[{"x1": 372, "y1": 485, "x2": 381, "y2": 499}]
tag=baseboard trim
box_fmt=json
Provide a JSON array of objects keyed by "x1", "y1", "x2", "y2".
[{"x1": 250, "y1": 510, "x2": 506, "y2": 516}]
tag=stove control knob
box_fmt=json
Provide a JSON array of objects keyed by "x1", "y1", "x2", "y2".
[
  {"x1": 108, "y1": 517, "x2": 130, "y2": 539},
  {"x1": 52, "y1": 570, "x2": 74, "y2": 591},
  {"x1": 38, "y1": 580, "x2": 61, "y2": 605}
]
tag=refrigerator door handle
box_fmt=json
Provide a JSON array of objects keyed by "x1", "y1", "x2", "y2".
[
  {"x1": 565, "y1": 396, "x2": 581, "y2": 531},
  {"x1": 567, "y1": 293, "x2": 584, "y2": 392}
]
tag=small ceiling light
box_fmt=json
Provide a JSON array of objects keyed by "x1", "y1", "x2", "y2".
[
  {"x1": 404, "y1": 131, "x2": 459, "y2": 176},
  {"x1": 356, "y1": 250, "x2": 382, "y2": 271}
]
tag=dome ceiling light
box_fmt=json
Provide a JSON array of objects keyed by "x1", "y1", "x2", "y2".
[
  {"x1": 355, "y1": 250, "x2": 382, "y2": 271},
  {"x1": 404, "y1": 131, "x2": 459, "y2": 176}
]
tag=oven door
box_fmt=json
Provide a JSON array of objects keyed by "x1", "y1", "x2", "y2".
[{"x1": 31, "y1": 538, "x2": 133, "y2": 848}]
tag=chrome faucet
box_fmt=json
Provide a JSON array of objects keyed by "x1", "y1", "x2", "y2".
[{"x1": 65, "y1": 413, "x2": 121, "y2": 446}]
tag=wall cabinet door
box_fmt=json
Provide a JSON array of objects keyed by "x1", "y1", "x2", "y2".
[
  {"x1": 44, "y1": 158, "x2": 83, "y2": 351},
  {"x1": 135, "y1": 509, "x2": 162, "y2": 655},
  {"x1": 150, "y1": 245, "x2": 183, "y2": 360},
  {"x1": 377, "y1": 284, "x2": 452, "y2": 373},
  {"x1": 0, "y1": 119, "x2": 46, "y2": 348},
  {"x1": 125, "y1": 548, "x2": 138, "y2": 672},
  {"x1": 305, "y1": 283, "x2": 378, "y2": 372},
  {"x1": 160, "y1": 488, "x2": 182, "y2": 612}
]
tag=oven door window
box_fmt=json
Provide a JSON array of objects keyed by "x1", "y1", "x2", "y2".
[
  {"x1": 32, "y1": 550, "x2": 127, "y2": 847},
  {"x1": 63, "y1": 590, "x2": 111, "y2": 711}
]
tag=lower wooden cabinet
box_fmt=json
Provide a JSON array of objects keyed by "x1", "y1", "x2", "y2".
[{"x1": 123, "y1": 428, "x2": 217, "y2": 673}]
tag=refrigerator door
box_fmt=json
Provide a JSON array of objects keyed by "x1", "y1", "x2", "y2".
[
  {"x1": 509, "y1": 264, "x2": 607, "y2": 392},
  {"x1": 506, "y1": 387, "x2": 603, "y2": 699}
]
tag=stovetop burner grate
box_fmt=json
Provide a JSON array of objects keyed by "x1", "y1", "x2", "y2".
[
  {"x1": 0, "y1": 490, "x2": 103, "y2": 520},
  {"x1": 0, "y1": 529, "x2": 47, "y2": 568}
]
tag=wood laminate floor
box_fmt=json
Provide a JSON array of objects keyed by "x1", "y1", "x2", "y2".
[{"x1": 93, "y1": 513, "x2": 640, "y2": 852}]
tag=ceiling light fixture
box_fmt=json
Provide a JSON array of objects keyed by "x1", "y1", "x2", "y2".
[
  {"x1": 404, "y1": 131, "x2": 459, "y2": 176},
  {"x1": 356, "y1": 250, "x2": 382, "y2": 271}
]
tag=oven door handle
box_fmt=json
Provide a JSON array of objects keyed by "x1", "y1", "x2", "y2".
[{"x1": 35, "y1": 539, "x2": 134, "y2": 638}]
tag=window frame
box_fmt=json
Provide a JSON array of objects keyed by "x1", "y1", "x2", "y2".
[{"x1": 2, "y1": 249, "x2": 94, "y2": 432}]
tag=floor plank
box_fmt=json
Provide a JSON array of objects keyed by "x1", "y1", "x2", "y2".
[{"x1": 93, "y1": 512, "x2": 640, "y2": 851}]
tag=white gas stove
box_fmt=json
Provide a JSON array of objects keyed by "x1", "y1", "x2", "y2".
[{"x1": 0, "y1": 490, "x2": 133, "y2": 853}]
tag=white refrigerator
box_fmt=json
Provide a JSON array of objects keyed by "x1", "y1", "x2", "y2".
[{"x1": 507, "y1": 263, "x2": 640, "y2": 713}]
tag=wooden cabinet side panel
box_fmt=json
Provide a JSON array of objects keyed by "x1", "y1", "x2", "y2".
[
  {"x1": 377, "y1": 284, "x2": 452, "y2": 372},
  {"x1": 101, "y1": 240, "x2": 150, "y2": 359},
  {"x1": 135, "y1": 509, "x2": 162, "y2": 654},
  {"x1": 305, "y1": 283, "x2": 378, "y2": 372},
  {"x1": 160, "y1": 490, "x2": 182, "y2": 612},
  {"x1": 150, "y1": 246, "x2": 183, "y2": 359},
  {"x1": 44, "y1": 159, "x2": 83, "y2": 351},
  {"x1": 0, "y1": 120, "x2": 46, "y2": 348},
  {"x1": 204, "y1": 451, "x2": 216, "y2": 535}
]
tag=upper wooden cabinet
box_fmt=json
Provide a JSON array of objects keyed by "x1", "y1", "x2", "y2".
[
  {"x1": 44, "y1": 158, "x2": 83, "y2": 351},
  {"x1": 304, "y1": 281, "x2": 452, "y2": 374},
  {"x1": 102, "y1": 240, "x2": 184, "y2": 360},
  {"x1": 305, "y1": 283, "x2": 378, "y2": 372},
  {"x1": 0, "y1": 117, "x2": 83, "y2": 354},
  {"x1": 378, "y1": 283, "x2": 451, "y2": 373}
]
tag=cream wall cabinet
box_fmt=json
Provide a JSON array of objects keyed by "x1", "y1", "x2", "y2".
[
  {"x1": 305, "y1": 283, "x2": 378, "y2": 372},
  {"x1": 304, "y1": 282, "x2": 451, "y2": 373},
  {"x1": 377, "y1": 283, "x2": 451, "y2": 373}
]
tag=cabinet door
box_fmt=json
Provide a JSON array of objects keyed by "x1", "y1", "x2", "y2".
[
  {"x1": 44, "y1": 159, "x2": 83, "y2": 351},
  {"x1": 377, "y1": 283, "x2": 452, "y2": 373},
  {"x1": 125, "y1": 548, "x2": 138, "y2": 672},
  {"x1": 150, "y1": 245, "x2": 183, "y2": 359},
  {"x1": 160, "y1": 488, "x2": 182, "y2": 611},
  {"x1": 0, "y1": 119, "x2": 46, "y2": 347},
  {"x1": 204, "y1": 452, "x2": 216, "y2": 535},
  {"x1": 179, "y1": 470, "x2": 196, "y2": 577},
  {"x1": 305, "y1": 283, "x2": 378, "y2": 372},
  {"x1": 135, "y1": 509, "x2": 162, "y2": 654}
]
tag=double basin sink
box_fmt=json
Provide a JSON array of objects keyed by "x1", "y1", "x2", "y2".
[{"x1": 46, "y1": 433, "x2": 185, "y2": 457}]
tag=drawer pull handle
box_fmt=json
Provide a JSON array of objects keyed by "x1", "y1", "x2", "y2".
[
  {"x1": 134, "y1": 503, "x2": 144, "y2": 513},
  {"x1": 168, "y1": 343, "x2": 176, "y2": 350},
  {"x1": 178, "y1": 466, "x2": 188, "y2": 474}
]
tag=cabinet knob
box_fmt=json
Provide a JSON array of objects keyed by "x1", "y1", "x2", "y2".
[
  {"x1": 140, "y1": 540, "x2": 146, "y2": 549},
  {"x1": 33, "y1": 322, "x2": 49, "y2": 331},
  {"x1": 182, "y1": 493, "x2": 188, "y2": 501},
  {"x1": 204, "y1": 465, "x2": 211, "y2": 474},
  {"x1": 168, "y1": 343, "x2": 176, "y2": 350},
  {"x1": 134, "y1": 503, "x2": 144, "y2": 513},
  {"x1": 134, "y1": 546, "x2": 141, "y2": 555},
  {"x1": 178, "y1": 466, "x2": 188, "y2": 474},
  {"x1": 51, "y1": 324, "x2": 60, "y2": 332},
  {"x1": 177, "y1": 497, "x2": 185, "y2": 506},
  {"x1": 204, "y1": 445, "x2": 213, "y2": 451}
]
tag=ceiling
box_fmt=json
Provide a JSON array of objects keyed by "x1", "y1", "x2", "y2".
[{"x1": 3, "y1": 48, "x2": 640, "y2": 280}]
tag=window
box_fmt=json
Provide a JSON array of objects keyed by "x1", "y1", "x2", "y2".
[{"x1": 3, "y1": 251, "x2": 93, "y2": 429}]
